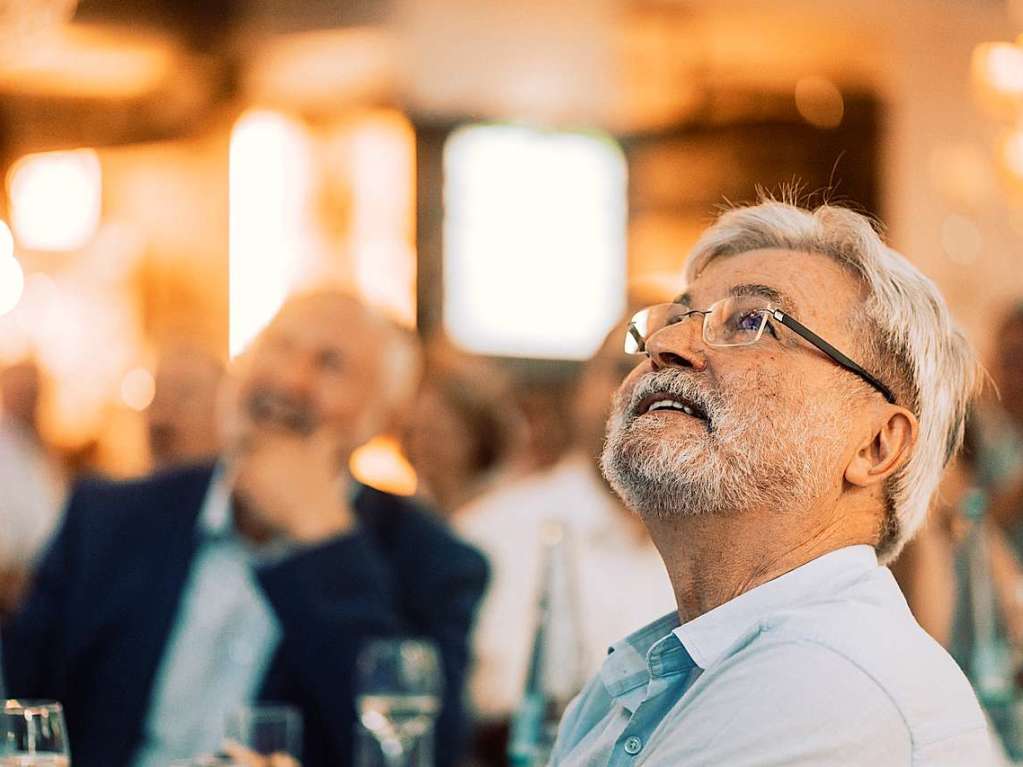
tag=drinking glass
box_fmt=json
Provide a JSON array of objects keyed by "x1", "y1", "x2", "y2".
[
  {"x1": 355, "y1": 639, "x2": 443, "y2": 767},
  {"x1": 0, "y1": 700, "x2": 70, "y2": 767},
  {"x1": 225, "y1": 705, "x2": 302, "y2": 765}
]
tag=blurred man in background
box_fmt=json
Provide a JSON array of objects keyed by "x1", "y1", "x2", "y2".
[
  {"x1": 0, "y1": 359, "x2": 65, "y2": 616},
  {"x1": 551, "y1": 201, "x2": 989, "y2": 765},
  {"x1": 146, "y1": 344, "x2": 224, "y2": 471},
  {"x1": 3, "y1": 292, "x2": 488, "y2": 767},
  {"x1": 402, "y1": 344, "x2": 524, "y2": 519},
  {"x1": 985, "y1": 305, "x2": 1023, "y2": 537}
]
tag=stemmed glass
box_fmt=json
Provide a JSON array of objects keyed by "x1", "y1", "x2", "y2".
[
  {"x1": 224, "y1": 705, "x2": 302, "y2": 766},
  {"x1": 0, "y1": 700, "x2": 70, "y2": 766},
  {"x1": 355, "y1": 639, "x2": 443, "y2": 767}
]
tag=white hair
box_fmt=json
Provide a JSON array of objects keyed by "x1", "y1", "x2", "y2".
[{"x1": 684, "y1": 199, "x2": 981, "y2": 563}]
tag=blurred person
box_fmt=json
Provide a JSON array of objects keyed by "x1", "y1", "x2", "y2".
[
  {"x1": 402, "y1": 346, "x2": 523, "y2": 516},
  {"x1": 455, "y1": 323, "x2": 675, "y2": 727},
  {"x1": 0, "y1": 359, "x2": 66, "y2": 615},
  {"x1": 3, "y1": 291, "x2": 488, "y2": 767},
  {"x1": 550, "y1": 200, "x2": 990, "y2": 765},
  {"x1": 983, "y1": 305, "x2": 1023, "y2": 538},
  {"x1": 147, "y1": 343, "x2": 225, "y2": 471}
]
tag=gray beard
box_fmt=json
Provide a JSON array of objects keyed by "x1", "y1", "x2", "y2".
[{"x1": 600, "y1": 370, "x2": 837, "y2": 520}]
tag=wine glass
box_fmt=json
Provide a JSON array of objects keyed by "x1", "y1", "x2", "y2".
[
  {"x1": 225, "y1": 705, "x2": 302, "y2": 764},
  {"x1": 355, "y1": 639, "x2": 443, "y2": 767},
  {"x1": 0, "y1": 700, "x2": 70, "y2": 767}
]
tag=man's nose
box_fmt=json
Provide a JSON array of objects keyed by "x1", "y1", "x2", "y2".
[
  {"x1": 645, "y1": 320, "x2": 708, "y2": 372},
  {"x1": 273, "y1": 353, "x2": 317, "y2": 393}
]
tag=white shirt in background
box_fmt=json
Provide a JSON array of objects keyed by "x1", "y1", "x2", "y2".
[
  {"x1": 454, "y1": 453, "x2": 676, "y2": 719},
  {"x1": 0, "y1": 416, "x2": 65, "y2": 570}
]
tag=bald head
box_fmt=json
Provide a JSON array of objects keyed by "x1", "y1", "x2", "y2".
[{"x1": 232, "y1": 291, "x2": 421, "y2": 462}]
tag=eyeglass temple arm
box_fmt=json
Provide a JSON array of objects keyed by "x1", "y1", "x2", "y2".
[
  {"x1": 627, "y1": 323, "x2": 646, "y2": 352},
  {"x1": 771, "y1": 310, "x2": 897, "y2": 405}
]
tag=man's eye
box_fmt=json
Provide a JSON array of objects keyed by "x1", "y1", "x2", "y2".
[{"x1": 735, "y1": 312, "x2": 763, "y2": 331}]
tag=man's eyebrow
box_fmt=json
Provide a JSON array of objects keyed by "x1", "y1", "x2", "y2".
[
  {"x1": 672, "y1": 292, "x2": 692, "y2": 307},
  {"x1": 729, "y1": 283, "x2": 797, "y2": 314}
]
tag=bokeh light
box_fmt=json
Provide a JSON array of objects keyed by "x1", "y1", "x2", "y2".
[
  {"x1": 120, "y1": 366, "x2": 155, "y2": 412},
  {"x1": 0, "y1": 219, "x2": 25, "y2": 317},
  {"x1": 973, "y1": 41, "x2": 1023, "y2": 98},
  {"x1": 795, "y1": 76, "x2": 844, "y2": 129},
  {"x1": 349, "y1": 434, "x2": 418, "y2": 496},
  {"x1": 7, "y1": 148, "x2": 101, "y2": 251}
]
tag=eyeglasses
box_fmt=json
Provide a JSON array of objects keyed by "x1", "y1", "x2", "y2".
[{"x1": 625, "y1": 295, "x2": 897, "y2": 405}]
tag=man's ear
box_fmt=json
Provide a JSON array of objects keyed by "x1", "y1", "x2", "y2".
[{"x1": 845, "y1": 407, "x2": 918, "y2": 488}]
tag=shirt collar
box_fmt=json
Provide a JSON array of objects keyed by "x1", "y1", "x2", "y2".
[
  {"x1": 197, "y1": 463, "x2": 233, "y2": 538},
  {"x1": 600, "y1": 612, "x2": 685, "y2": 703},
  {"x1": 673, "y1": 544, "x2": 878, "y2": 670},
  {"x1": 597, "y1": 544, "x2": 879, "y2": 706}
]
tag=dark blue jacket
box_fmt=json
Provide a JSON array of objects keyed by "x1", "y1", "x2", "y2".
[{"x1": 2, "y1": 463, "x2": 488, "y2": 767}]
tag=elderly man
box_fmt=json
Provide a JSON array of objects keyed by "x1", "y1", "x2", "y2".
[
  {"x1": 3, "y1": 292, "x2": 488, "y2": 767},
  {"x1": 550, "y1": 202, "x2": 990, "y2": 765}
]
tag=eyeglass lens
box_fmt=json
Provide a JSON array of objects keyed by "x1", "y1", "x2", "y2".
[{"x1": 625, "y1": 297, "x2": 771, "y2": 354}]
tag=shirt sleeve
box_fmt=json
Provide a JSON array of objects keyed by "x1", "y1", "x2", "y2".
[{"x1": 653, "y1": 640, "x2": 915, "y2": 766}]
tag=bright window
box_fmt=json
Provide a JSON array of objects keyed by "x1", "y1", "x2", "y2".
[
  {"x1": 443, "y1": 124, "x2": 627, "y2": 359},
  {"x1": 228, "y1": 109, "x2": 313, "y2": 358}
]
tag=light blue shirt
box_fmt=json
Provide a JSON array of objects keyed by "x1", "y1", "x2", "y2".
[
  {"x1": 550, "y1": 545, "x2": 993, "y2": 766},
  {"x1": 133, "y1": 470, "x2": 284, "y2": 767}
]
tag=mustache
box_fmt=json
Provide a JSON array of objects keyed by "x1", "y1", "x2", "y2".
[
  {"x1": 246, "y1": 390, "x2": 319, "y2": 435},
  {"x1": 621, "y1": 369, "x2": 722, "y2": 429}
]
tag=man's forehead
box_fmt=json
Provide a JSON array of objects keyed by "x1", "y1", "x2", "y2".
[
  {"x1": 263, "y1": 306, "x2": 359, "y2": 350},
  {"x1": 673, "y1": 282, "x2": 798, "y2": 315},
  {"x1": 676, "y1": 248, "x2": 860, "y2": 318}
]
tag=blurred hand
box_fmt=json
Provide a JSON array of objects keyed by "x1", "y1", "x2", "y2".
[
  {"x1": 228, "y1": 425, "x2": 356, "y2": 544},
  {"x1": 222, "y1": 740, "x2": 301, "y2": 767}
]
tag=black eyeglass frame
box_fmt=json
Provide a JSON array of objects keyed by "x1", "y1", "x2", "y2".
[{"x1": 626, "y1": 306, "x2": 897, "y2": 405}]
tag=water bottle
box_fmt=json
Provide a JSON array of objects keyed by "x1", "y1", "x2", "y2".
[{"x1": 507, "y1": 521, "x2": 584, "y2": 767}]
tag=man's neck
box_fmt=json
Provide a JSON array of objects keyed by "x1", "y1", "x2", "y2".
[{"x1": 644, "y1": 503, "x2": 878, "y2": 623}]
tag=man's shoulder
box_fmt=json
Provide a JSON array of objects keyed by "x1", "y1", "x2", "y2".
[
  {"x1": 355, "y1": 484, "x2": 488, "y2": 575},
  {"x1": 748, "y1": 569, "x2": 987, "y2": 747},
  {"x1": 67, "y1": 462, "x2": 214, "y2": 531},
  {"x1": 72, "y1": 462, "x2": 214, "y2": 505}
]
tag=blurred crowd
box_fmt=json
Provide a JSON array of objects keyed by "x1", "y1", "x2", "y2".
[{"x1": 1, "y1": 288, "x2": 1023, "y2": 764}]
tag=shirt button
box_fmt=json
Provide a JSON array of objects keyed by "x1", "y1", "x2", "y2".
[{"x1": 624, "y1": 736, "x2": 643, "y2": 755}]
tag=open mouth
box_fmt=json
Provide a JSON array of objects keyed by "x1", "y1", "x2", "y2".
[{"x1": 635, "y1": 391, "x2": 709, "y2": 422}]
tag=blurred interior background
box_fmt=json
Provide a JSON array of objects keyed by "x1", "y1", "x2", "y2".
[{"x1": 0, "y1": 0, "x2": 1019, "y2": 480}]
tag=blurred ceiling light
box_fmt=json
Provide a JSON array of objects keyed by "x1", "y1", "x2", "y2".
[
  {"x1": 229, "y1": 109, "x2": 313, "y2": 358},
  {"x1": 794, "y1": 76, "x2": 844, "y2": 129},
  {"x1": 120, "y1": 366, "x2": 155, "y2": 412},
  {"x1": 7, "y1": 148, "x2": 101, "y2": 251},
  {"x1": 973, "y1": 41, "x2": 1023, "y2": 99},
  {"x1": 0, "y1": 24, "x2": 175, "y2": 98},
  {"x1": 0, "y1": 0, "x2": 77, "y2": 58},
  {"x1": 1001, "y1": 130, "x2": 1023, "y2": 180},
  {"x1": 0, "y1": 220, "x2": 25, "y2": 316},
  {"x1": 443, "y1": 124, "x2": 627, "y2": 360}
]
